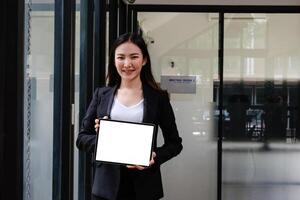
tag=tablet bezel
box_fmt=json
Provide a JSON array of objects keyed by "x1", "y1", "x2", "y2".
[{"x1": 94, "y1": 119, "x2": 156, "y2": 167}]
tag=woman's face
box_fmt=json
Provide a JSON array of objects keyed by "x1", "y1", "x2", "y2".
[{"x1": 114, "y1": 42, "x2": 147, "y2": 83}]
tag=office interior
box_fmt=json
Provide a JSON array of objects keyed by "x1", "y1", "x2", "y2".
[{"x1": 1, "y1": 0, "x2": 300, "y2": 200}]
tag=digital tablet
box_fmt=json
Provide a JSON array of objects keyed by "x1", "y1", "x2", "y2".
[{"x1": 95, "y1": 119, "x2": 155, "y2": 167}]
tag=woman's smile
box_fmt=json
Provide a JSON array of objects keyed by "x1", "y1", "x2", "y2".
[{"x1": 122, "y1": 67, "x2": 135, "y2": 74}]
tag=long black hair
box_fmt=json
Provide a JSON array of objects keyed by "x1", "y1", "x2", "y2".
[{"x1": 107, "y1": 32, "x2": 161, "y2": 91}]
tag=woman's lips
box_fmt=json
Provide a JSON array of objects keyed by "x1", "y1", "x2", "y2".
[{"x1": 122, "y1": 68, "x2": 135, "y2": 74}]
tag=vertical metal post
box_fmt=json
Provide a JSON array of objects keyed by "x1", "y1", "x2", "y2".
[
  {"x1": 53, "y1": 0, "x2": 75, "y2": 199},
  {"x1": 297, "y1": 82, "x2": 300, "y2": 139},
  {"x1": 78, "y1": 0, "x2": 94, "y2": 200},
  {"x1": 0, "y1": 1, "x2": 7, "y2": 197},
  {"x1": 132, "y1": 8, "x2": 137, "y2": 33},
  {"x1": 94, "y1": 0, "x2": 107, "y2": 87},
  {"x1": 109, "y1": 0, "x2": 118, "y2": 50},
  {"x1": 217, "y1": 12, "x2": 224, "y2": 200},
  {"x1": 0, "y1": 0, "x2": 24, "y2": 199},
  {"x1": 118, "y1": 0, "x2": 127, "y2": 35},
  {"x1": 78, "y1": 0, "x2": 107, "y2": 199},
  {"x1": 127, "y1": 5, "x2": 132, "y2": 32}
]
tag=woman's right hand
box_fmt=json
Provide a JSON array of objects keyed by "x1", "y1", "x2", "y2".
[{"x1": 94, "y1": 116, "x2": 108, "y2": 133}]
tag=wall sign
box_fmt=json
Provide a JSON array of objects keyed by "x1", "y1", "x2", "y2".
[{"x1": 161, "y1": 75, "x2": 196, "y2": 94}]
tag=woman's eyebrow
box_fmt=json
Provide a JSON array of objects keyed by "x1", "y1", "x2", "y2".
[
  {"x1": 116, "y1": 52, "x2": 142, "y2": 56},
  {"x1": 116, "y1": 52, "x2": 141, "y2": 56},
  {"x1": 129, "y1": 53, "x2": 140, "y2": 56}
]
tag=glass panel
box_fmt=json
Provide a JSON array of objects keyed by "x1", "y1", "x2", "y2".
[
  {"x1": 223, "y1": 13, "x2": 300, "y2": 200},
  {"x1": 74, "y1": 1, "x2": 80, "y2": 200},
  {"x1": 23, "y1": 2, "x2": 55, "y2": 200},
  {"x1": 138, "y1": 12, "x2": 219, "y2": 200}
]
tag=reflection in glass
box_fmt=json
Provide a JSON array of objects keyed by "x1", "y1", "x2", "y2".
[
  {"x1": 222, "y1": 13, "x2": 300, "y2": 200},
  {"x1": 138, "y1": 12, "x2": 219, "y2": 200},
  {"x1": 73, "y1": 2, "x2": 80, "y2": 200},
  {"x1": 23, "y1": 2, "x2": 54, "y2": 200}
]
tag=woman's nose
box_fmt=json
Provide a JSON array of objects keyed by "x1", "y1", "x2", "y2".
[{"x1": 124, "y1": 59, "x2": 132, "y2": 67}]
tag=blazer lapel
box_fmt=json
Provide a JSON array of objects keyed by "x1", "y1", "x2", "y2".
[
  {"x1": 98, "y1": 86, "x2": 117, "y2": 118},
  {"x1": 142, "y1": 84, "x2": 159, "y2": 123}
]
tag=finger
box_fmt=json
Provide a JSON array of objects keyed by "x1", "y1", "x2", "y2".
[
  {"x1": 126, "y1": 165, "x2": 145, "y2": 170},
  {"x1": 152, "y1": 152, "x2": 156, "y2": 158},
  {"x1": 149, "y1": 152, "x2": 156, "y2": 166},
  {"x1": 94, "y1": 119, "x2": 100, "y2": 133},
  {"x1": 126, "y1": 165, "x2": 136, "y2": 169},
  {"x1": 135, "y1": 165, "x2": 145, "y2": 170},
  {"x1": 149, "y1": 159, "x2": 155, "y2": 166},
  {"x1": 149, "y1": 157, "x2": 155, "y2": 166},
  {"x1": 94, "y1": 124, "x2": 99, "y2": 130}
]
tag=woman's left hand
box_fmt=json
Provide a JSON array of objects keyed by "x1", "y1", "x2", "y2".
[{"x1": 126, "y1": 152, "x2": 156, "y2": 170}]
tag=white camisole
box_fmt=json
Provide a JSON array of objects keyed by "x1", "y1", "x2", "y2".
[{"x1": 110, "y1": 97, "x2": 144, "y2": 123}]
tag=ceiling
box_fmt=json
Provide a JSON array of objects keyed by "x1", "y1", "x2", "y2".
[
  {"x1": 31, "y1": 0, "x2": 300, "y2": 5},
  {"x1": 129, "y1": 0, "x2": 300, "y2": 5}
]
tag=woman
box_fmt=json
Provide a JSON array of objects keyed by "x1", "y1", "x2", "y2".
[{"x1": 76, "y1": 32, "x2": 182, "y2": 200}]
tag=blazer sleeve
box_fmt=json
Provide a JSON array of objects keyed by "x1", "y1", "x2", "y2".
[
  {"x1": 155, "y1": 92, "x2": 183, "y2": 165},
  {"x1": 76, "y1": 88, "x2": 101, "y2": 153}
]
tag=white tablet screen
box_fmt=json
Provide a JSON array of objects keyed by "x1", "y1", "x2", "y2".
[{"x1": 95, "y1": 119, "x2": 155, "y2": 166}]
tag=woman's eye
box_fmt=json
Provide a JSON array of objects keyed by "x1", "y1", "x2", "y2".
[{"x1": 116, "y1": 57, "x2": 124, "y2": 60}]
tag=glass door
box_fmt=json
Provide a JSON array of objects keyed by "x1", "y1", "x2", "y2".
[
  {"x1": 222, "y1": 13, "x2": 300, "y2": 200},
  {"x1": 23, "y1": 1, "x2": 77, "y2": 199},
  {"x1": 137, "y1": 12, "x2": 219, "y2": 200},
  {"x1": 74, "y1": 1, "x2": 81, "y2": 199},
  {"x1": 23, "y1": 1, "x2": 55, "y2": 199}
]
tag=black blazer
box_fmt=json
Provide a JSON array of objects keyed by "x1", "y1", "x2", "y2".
[{"x1": 76, "y1": 84, "x2": 183, "y2": 200}]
